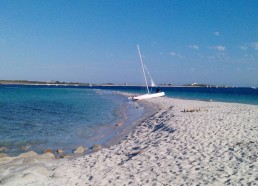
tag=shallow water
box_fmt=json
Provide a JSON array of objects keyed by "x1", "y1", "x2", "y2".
[
  {"x1": 1, "y1": 84, "x2": 257, "y2": 156},
  {"x1": 0, "y1": 86, "x2": 143, "y2": 156}
]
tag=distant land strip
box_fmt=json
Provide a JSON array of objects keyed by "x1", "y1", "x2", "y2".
[
  {"x1": 0, "y1": 80, "x2": 89, "y2": 86},
  {"x1": 0, "y1": 80, "x2": 232, "y2": 88}
]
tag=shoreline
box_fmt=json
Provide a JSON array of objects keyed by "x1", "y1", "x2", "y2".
[
  {"x1": 0, "y1": 91, "x2": 151, "y2": 158},
  {"x1": 105, "y1": 96, "x2": 160, "y2": 148},
  {"x1": 0, "y1": 81, "x2": 248, "y2": 88},
  {"x1": 1, "y1": 82, "x2": 255, "y2": 89},
  {"x1": 1, "y1": 97, "x2": 258, "y2": 185},
  {"x1": 0, "y1": 90, "x2": 145, "y2": 157}
]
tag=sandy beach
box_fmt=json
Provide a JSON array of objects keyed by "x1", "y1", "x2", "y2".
[{"x1": 0, "y1": 97, "x2": 258, "y2": 185}]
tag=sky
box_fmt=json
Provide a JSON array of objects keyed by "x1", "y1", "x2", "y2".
[{"x1": 0, "y1": 0, "x2": 257, "y2": 86}]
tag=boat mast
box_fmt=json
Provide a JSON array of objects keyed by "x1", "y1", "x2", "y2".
[
  {"x1": 144, "y1": 64, "x2": 156, "y2": 87},
  {"x1": 137, "y1": 44, "x2": 149, "y2": 94}
]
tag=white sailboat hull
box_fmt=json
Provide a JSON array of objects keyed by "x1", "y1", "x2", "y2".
[
  {"x1": 133, "y1": 92, "x2": 165, "y2": 100},
  {"x1": 131, "y1": 45, "x2": 165, "y2": 101}
]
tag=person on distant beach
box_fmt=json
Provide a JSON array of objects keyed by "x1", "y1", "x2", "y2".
[{"x1": 156, "y1": 88, "x2": 160, "y2": 93}]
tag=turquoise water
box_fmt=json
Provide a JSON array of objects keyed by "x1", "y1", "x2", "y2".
[
  {"x1": 0, "y1": 86, "x2": 143, "y2": 156},
  {"x1": 1, "y1": 85, "x2": 257, "y2": 156}
]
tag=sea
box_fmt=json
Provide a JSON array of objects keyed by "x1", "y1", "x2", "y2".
[{"x1": 0, "y1": 85, "x2": 257, "y2": 156}]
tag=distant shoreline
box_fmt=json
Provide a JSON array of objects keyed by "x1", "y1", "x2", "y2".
[{"x1": 0, "y1": 80, "x2": 235, "y2": 88}]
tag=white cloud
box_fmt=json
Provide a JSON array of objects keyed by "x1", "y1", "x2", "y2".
[
  {"x1": 216, "y1": 46, "x2": 226, "y2": 51},
  {"x1": 214, "y1": 32, "x2": 220, "y2": 36},
  {"x1": 188, "y1": 45, "x2": 199, "y2": 50},
  {"x1": 244, "y1": 53, "x2": 255, "y2": 59},
  {"x1": 169, "y1": 52, "x2": 183, "y2": 58},
  {"x1": 210, "y1": 45, "x2": 226, "y2": 52},
  {"x1": 240, "y1": 42, "x2": 258, "y2": 51},
  {"x1": 240, "y1": 45, "x2": 248, "y2": 50},
  {"x1": 170, "y1": 52, "x2": 176, "y2": 56},
  {"x1": 207, "y1": 53, "x2": 229, "y2": 61},
  {"x1": 251, "y1": 42, "x2": 258, "y2": 50}
]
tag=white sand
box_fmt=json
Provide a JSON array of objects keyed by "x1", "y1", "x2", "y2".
[{"x1": 0, "y1": 97, "x2": 258, "y2": 185}]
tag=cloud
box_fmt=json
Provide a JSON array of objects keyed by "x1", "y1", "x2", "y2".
[
  {"x1": 188, "y1": 45, "x2": 199, "y2": 50},
  {"x1": 251, "y1": 42, "x2": 258, "y2": 50},
  {"x1": 169, "y1": 52, "x2": 183, "y2": 58},
  {"x1": 207, "y1": 53, "x2": 230, "y2": 62},
  {"x1": 216, "y1": 46, "x2": 226, "y2": 51},
  {"x1": 240, "y1": 42, "x2": 258, "y2": 51},
  {"x1": 210, "y1": 45, "x2": 226, "y2": 52},
  {"x1": 214, "y1": 32, "x2": 220, "y2": 36},
  {"x1": 244, "y1": 53, "x2": 255, "y2": 60},
  {"x1": 239, "y1": 45, "x2": 248, "y2": 51}
]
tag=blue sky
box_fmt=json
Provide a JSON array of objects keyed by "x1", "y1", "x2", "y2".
[{"x1": 0, "y1": 0, "x2": 257, "y2": 86}]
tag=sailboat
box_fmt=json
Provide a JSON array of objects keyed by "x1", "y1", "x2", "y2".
[
  {"x1": 251, "y1": 82, "x2": 257, "y2": 89},
  {"x1": 132, "y1": 45, "x2": 165, "y2": 101}
]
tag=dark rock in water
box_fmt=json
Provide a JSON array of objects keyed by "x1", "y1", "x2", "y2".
[
  {"x1": 43, "y1": 149, "x2": 54, "y2": 154},
  {"x1": 91, "y1": 144, "x2": 102, "y2": 151},
  {"x1": 0, "y1": 147, "x2": 7, "y2": 152},
  {"x1": 73, "y1": 146, "x2": 86, "y2": 154},
  {"x1": 57, "y1": 149, "x2": 63, "y2": 154}
]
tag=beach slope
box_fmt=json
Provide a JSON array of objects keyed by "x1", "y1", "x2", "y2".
[{"x1": 1, "y1": 97, "x2": 258, "y2": 185}]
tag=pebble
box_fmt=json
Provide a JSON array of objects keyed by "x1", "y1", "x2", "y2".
[
  {"x1": 91, "y1": 144, "x2": 102, "y2": 151},
  {"x1": 21, "y1": 145, "x2": 31, "y2": 151},
  {"x1": 43, "y1": 149, "x2": 54, "y2": 154},
  {"x1": 0, "y1": 153, "x2": 8, "y2": 158},
  {"x1": 73, "y1": 146, "x2": 86, "y2": 154},
  {"x1": 57, "y1": 149, "x2": 64, "y2": 154},
  {"x1": 115, "y1": 121, "x2": 123, "y2": 126},
  {"x1": 0, "y1": 147, "x2": 7, "y2": 152}
]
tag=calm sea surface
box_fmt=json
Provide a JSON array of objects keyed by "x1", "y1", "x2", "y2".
[
  {"x1": 0, "y1": 85, "x2": 257, "y2": 156},
  {"x1": 94, "y1": 86, "x2": 258, "y2": 105},
  {"x1": 0, "y1": 85, "x2": 143, "y2": 156}
]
